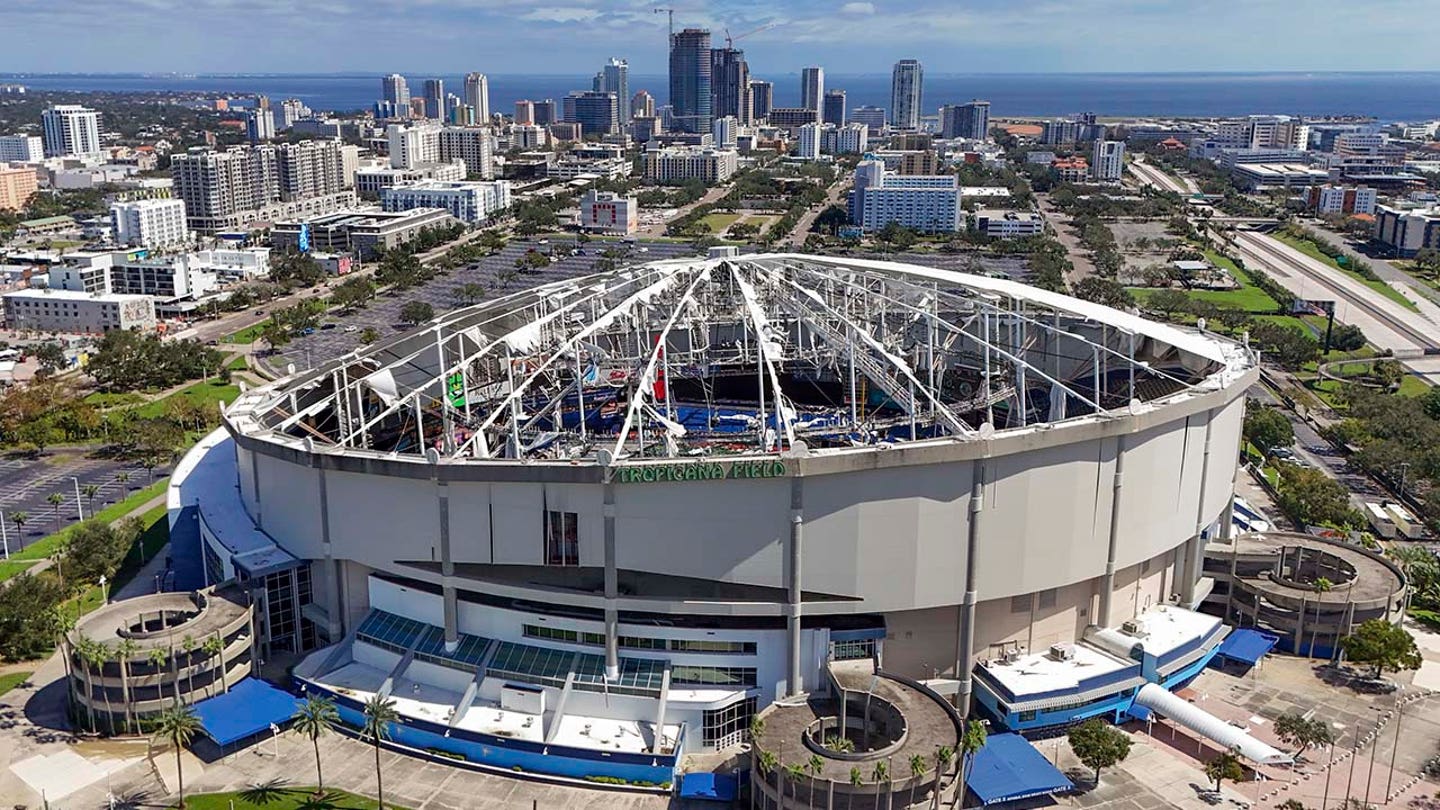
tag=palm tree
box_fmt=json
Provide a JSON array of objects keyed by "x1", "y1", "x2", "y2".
[
  {"x1": 1309, "y1": 577, "x2": 1334, "y2": 660},
  {"x1": 82, "y1": 641, "x2": 117, "y2": 735},
  {"x1": 908, "y1": 753, "x2": 928, "y2": 809},
  {"x1": 180, "y1": 635, "x2": 197, "y2": 697},
  {"x1": 848, "y1": 766, "x2": 863, "y2": 810},
  {"x1": 115, "y1": 471, "x2": 131, "y2": 493},
  {"x1": 116, "y1": 638, "x2": 139, "y2": 735},
  {"x1": 202, "y1": 635, "x2": 226, "y2": 695},
  {"x1": 153, "y1": 703, "x2": 202, "y2": 808},
  {"x1": 362, "y1": 694, "x2": 400, "y2": 809},
  {"x1": 785, "y1": 763, "x2": 806, "y2": 807},
  {"x1": 81, "y1": 483, "x2": 100, "y2": 518},
  {"x1": 9, "y1": 511, "x2": 28, "y2": 550},
  {"x1": 70, "y1": 635, "x2": 100, "y2": 734},
  {"x1": 757, "y1": 750, "x2": 779, "y2": 810},
  {"x1": 147, "y1": 647, "x2": 170, "y2": 704},
  {"x1": 51, "y1": 607, "x2": 78, "y2": 720},
  {"x1": 807, "y1": 753, "x2": 824, "y2": 809},
  {"x1": 46, "y1": 492, "x2": 65, "y2": 532},
  {"x1": 958, "y1": 720, "x2": 987, "y2": 808},
  {"x1": 292, "y1": 695, "x2": 340, "y2": 797},
  {"x1": 932, "y1": 746, "x2": 954, "y2": 810},
  {"x1": 871, "y1": 760, "x2": 889, "y2": 807}
]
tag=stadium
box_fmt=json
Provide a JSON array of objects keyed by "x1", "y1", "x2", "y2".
[{"x1": 170, "y1": 252, "x2": 1260, "y2": 792}]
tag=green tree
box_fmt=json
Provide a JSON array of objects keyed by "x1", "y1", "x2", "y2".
[
  {"x1": 812, "y1": 204, "x2": 850, "y2": 236},
  {"x1": 452, "y1": 283, "x2": 487, "y2": 307},
  {"x1": 1145, "y1": 288, "x2": 1192, "y2": 320},
  {"x1": 877, "y1": 220, "x2": 917, "y2": 250},
  {"x1": 363, "y1": 694, "x2": 400, "y2": 809},
  {"x1": 1073, "y1": 276, "x2": 1135, "y2": 309},
  {"x1": 1275, "y1": 463, "x2": 1357, "y2": 528},
  {"x1": 1066, "y1": 718, "x2": 1133, "y2": 785},
  {"x1": 7, "y1": 511, "x2": 27, "y2": 551},
  {"x1": 1329, "y1": 322, "x2": 1367, "y2": 352},
  {"x1": 907, "y1": 753, "x2": 928, "y2": 809},
  {"x1": 81, "y1": 483, "x2": 100, "y2": 518},
  {"x1": 359, "y1": 327, "x2": 380, "y2": 345},
  {"x1": 259, "y1": 321, "x2": 292, "y2": 354},
  {"x1": 1340, "y1": 619, "x2": 1423, "y2": 679},
  {"x1": 1243, "y1": 406, "x2": 1294, "y2": 456},
  {"x1": 0, "y1": 571, "x2": 65, "y2": 661},
  {"x1": 1250, "y1": 321, "x2": 1320, "y2": 370},
  {"x1": 154, "y1": 703, "x2": 203, "y2": 808},
  {"x1": 399, "y1": 300, "x2": 436, "y2": 325},
  {"x1": 64, "y1": 518, "x2": 142, "y2": 587},
  {"x1": 292, "y1": 695, "x2": 340, "y2": 797},
  {"x1": 1273, "y1": 713, "x2": 1334, "y2": 759},
  {"x1": 33, "y1": 342, "x2": 66, "y2": 375},
  {"x1": 46, "y1": 492, "x2": 65, "y2": 533},
  {"x1": 115, "y1": 637, "x2": 139, "y2": 734},
  {"x1": 1204, "y1": 747, "x2": 1245, "y2": 792},
  {"x1": 202, "y1": 635, "x2": 226, "y2": 695},
  {"x1": 959, "y1": 719, "x2": 987, "y2": 806},
  {"x1": 330, "y1": 276, "x2": 377, "y2": 311}
]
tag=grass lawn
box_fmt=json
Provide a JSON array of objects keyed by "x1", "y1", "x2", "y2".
[
  {"x1": 700, "y1": 212, "x2": 741, "y2": 232},
  {"x1": 83, "y1": 391, "x2": 147, "y2": 409},
  {"x1": 227, "y1": 355, "x2": 249, "y2": 372},
  {"x1": 133, "y1": 379, "x2": 241, "y2": 420},
  {"x1": 1399, "y1": 374, "x2": 1431, "y2": 397},
  {"x1": 225, "y1": 321, "x2": 269, "y2": 344},
  {"x1": 184, "y1": 788, "x2": 398, "y2": 810},
  {"x1": 0, "y1": 478, "x2": 168, "y2": 581},
  {"x1": 0, "y1": 671, "x2": 31, "y2": 698},
  {"x1": 1272, "y1": 232, "x2": 1418, "y2": 312}
]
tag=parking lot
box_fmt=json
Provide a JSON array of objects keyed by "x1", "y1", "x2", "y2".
[
  {"x1": 273, "y1": 238, "x2": 700, "y2": 371},
  {"x1": 0, "y1": 452, "x2": 166, "y2": 553}
]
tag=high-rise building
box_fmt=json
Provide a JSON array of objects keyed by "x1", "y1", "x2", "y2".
[
  {"x1": 463, "y1": 73, "x2": 490, "y2": 122},
  {"x1": 533, "y1": 100, "x2": 557, "y2": 127},
  {"x1": 0, "y1": 165, "x2": 38, "y2": 211},
  {"x1": 851, "y1": 105, "x2": 886, "y2": 131},
  {"x1": 514, "y1": 100, "x2": 535, "y2": 125},
  {"x1": 0, "y1": 135, "x2": 44, "y2": 162},
  {"x1": 381, "y1": 74, "x2": 410, "y2": 110},
  {"x1": 41, "y1": 105, "x2": 102, "y2": 158},
  {"x1": 822, "y1": 90, "x2": 847, "y2": 127},
  {"x1": 1091, "y1": 140, "x2": 1125, "y2": 181},
  {"x1": 669, "y1": 28, "x2": 713, "y2": 134},
  {"x1": 387, "y1": 122, "x2": 442, "y2": 168},
  {"x1": 631, "y1": 90, "x2": 656, "y2": 120},
  {"x1": 245, "y1": 109, "x2": 275, "y2": 142},
  {"x1": 170, "y1": 142, "x2": 351, "y2": 232},
  {"x1": 439, "y1": 127, "x2": 495, "y2": 179},
  {"x1": 942, "y1": 100, "x2": 990, "y2": 140},
  {"x1": 849, "y1": 159, "x2": 961, "y2": 232},
  {"x1": 112, "y1": 198, "x2": 190, "y2": 249},
  {"x1": 423, "y1": 79, "x2": 446, "y2": 120},
  {"x1": 278, "y1": 99, "x2": 309, "y2": 130},
  {"x1": 712, "y1": 116, "x2": 739, "y2": 149},
  {"x1": 890, "y1": 60, "x2": 924, "y2": 130},
  {"x1": 798, "y1": 123, "x2": 822, "y2": 161},
  {"x1": 600, "y1": 59, "x2": 630, "y2": 124},
  {"x1": 801, "y1": 67, "x2": 825, "y2": 113},
  {"x1": 710, "y1": 48, "x2": 751, "y2": 125},
  {"x1": 749, "y1": 80, "x2": 774, "y2": 122},
  {"x1": 574, "y1": 92, "x2": 619, "y2": 138}
]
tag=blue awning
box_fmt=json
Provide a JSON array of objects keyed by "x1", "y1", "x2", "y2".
[
  {"x1": 1216, "y1": 628, "x2": 1280, "y2": 667},
  {"x1": 966, "y1": 733, "x2": 1074, "y2": 806},
  {"x1": 193, "y1": 678, "x2": 302, "y2": 746},
  {"x1": 679, "y1": 772, "x2": 739, "y2": 802}
]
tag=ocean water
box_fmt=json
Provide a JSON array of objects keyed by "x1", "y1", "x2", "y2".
[{"x1": 4, "y1": 71, "x2": 1440, "y2": 121}]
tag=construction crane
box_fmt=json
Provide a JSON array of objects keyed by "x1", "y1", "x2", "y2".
[
  {"x1": 653, "y1": 8, "x2": 675, "y2": 43},
  {"x1": 724, "y1": 22, "x2": 779, "y2": 50}
]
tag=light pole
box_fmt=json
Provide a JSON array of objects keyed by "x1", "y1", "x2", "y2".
[
  {"x1": 1363, "y1": 709, "x2": 1381, "y2": 806},
  {"x1": 1385, "y1": 689, "x2": 1404, "y2": 798},
  {"x1": 1320, "y1": 739, "x2": 1334, "y2": 810},
  {"x1": 71, "y1": 477, "x2": 83, "y2": 521}
]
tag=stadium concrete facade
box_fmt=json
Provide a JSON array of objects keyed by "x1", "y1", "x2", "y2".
[{"x1": 172, "y1": 254, "x2": 1256, "y2": 784}]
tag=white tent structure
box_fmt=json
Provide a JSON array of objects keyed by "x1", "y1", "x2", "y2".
[{"x1": 1132, "y1": 683, "x2": 1293, "y2": 766}]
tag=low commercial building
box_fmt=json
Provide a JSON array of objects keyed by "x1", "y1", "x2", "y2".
[
  {"x1": 1373, "y1": 203, "x2": 1440, "y2": 257},
  {"x1": 355, "y1": 161, "x2": 467, "y2": 199},
  {"x1": 3, "y1": 288, "x2": 156, "y2": 333},
  {"x1": 1229, "y1": 163, "x2": 1329, "y2": 191},
  {"x1": 1051, "y1": 156, "x2": 1089, "y2": 183},
  {"x1": 643, "y1": 147, "x2": 738, "y2": 184},
  {"x1": 974, "y1": 209, "x2": 1044, "y2": 239},
  {"x1": 271, "y1": 208, "x2": 455, "y2": 260},
  {"x1": 0, "y1": 135, "x2": 44, "y2": 163},
  {"x1": 0, "y1": 164, "x2": 38, "y2": 211},
  {"x1": 578, "y1": 190, "x2": 637, "y2": 234},
  {"x1": 380, "y1": 180, "x2": 511, "y2": 224},
  {"x1": 1306, "y1": 184, "x2": 1377, "y2": 216},
  {"x1": 111, "y1": 198, "x2": 190, "y2": 249},
  {"x1": 546, "y1": 156, "x2": 630, "y2": 181},
  {"x1": 848, "y1": 160, "x2": 962, "y2": 233}
]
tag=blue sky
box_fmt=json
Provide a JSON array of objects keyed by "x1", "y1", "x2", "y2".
[{"x1": 4, "y1": 0, "x2": 1439, "y2": 74}]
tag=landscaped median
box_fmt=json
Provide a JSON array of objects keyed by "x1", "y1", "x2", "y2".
[{"x1": 178, "y1": 788, "x2": 398, "y2": 810}]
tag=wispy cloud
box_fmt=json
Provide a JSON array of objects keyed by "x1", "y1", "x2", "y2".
[
  {"x1": 839, "y1": 2, "x2": 875, "y2": 14},
  {"x1": 522, "y1": 6, "x2": 602, "y2": 22}
]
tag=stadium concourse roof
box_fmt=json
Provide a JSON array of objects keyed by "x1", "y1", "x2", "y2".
[{"x1": 229, "y1": 254, "x2": 1251, "y2": 464}]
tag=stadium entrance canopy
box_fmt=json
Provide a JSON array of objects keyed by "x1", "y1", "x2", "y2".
[
  {"x1": 965, "y1": 733, "x2": 1074, "y2": 805},
  {"x1": 192, "y1": 678, "x2": 301, "y2": 747}
]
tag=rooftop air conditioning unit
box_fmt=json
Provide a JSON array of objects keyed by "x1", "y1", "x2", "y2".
[
  {"x1": 1049, "y1": 643, "x2": 1075, "y2": 661},
  {"x1": 1121, "y1": 620, "x2": 1145, "y2": 636}
]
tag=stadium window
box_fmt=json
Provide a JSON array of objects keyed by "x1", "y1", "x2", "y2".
[
  {"x1": 1010, "y1": 594, "x2": 1031, "y2": 614},
  {"x1": 544, "y1": 510, "x2": 579, "y2": 566}
]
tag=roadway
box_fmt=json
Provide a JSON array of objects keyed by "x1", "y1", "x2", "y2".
[
  {"x1": 1229, "y1": 229, "x2": 1440, "y2": 354},
  {"x1": 785, "y1": 177, "x2": 849, "y2": 245},
  {"x1": 1127, "y1": 156, "x2": 1190, "y2": 195}
]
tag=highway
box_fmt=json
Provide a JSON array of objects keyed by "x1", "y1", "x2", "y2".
[
  {"x1": 1127, "y1": 156, "x2": 1195, "y2": 195},
  {"x1": 1230, "y1": 229, "x2": 1440, "y2": 354}
]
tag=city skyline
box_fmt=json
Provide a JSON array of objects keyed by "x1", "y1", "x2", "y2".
[{"x1": 4, "y1": 0, "x2": 1440, "y2": 74}]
